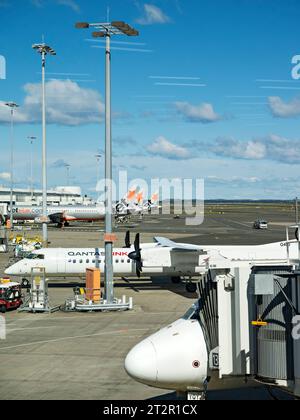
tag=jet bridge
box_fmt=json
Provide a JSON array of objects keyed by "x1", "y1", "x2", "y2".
[{"x1": 197, "y1": 260, "x2": 300, "y2": 398}]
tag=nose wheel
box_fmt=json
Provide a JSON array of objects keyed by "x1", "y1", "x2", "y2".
[
  {"x1": 187, "y1": 379, "x2": 209, "y2": 400},
  {"x1": 185, "y1": 281, "x2": 197, "y2": 294},
  {"x1": 21, "y1": 278, "x2": 30, "y2": 288}
]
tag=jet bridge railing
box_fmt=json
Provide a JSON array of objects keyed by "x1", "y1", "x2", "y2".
[{"x1": 283, "y1": 224, "x2": 300, "y2": 265}]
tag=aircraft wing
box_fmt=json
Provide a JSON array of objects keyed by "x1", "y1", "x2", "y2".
[{"x1": 154, "y1": 237, "x2": 203, "y2": 252}]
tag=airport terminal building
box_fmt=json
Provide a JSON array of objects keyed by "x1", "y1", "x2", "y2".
[{"x1": 0, "y1": 186, "x2": 93, "y2": 206}]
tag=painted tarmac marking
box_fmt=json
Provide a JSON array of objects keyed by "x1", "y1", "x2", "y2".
[{"x1": 0, "y1": 328, "x2": 151, "y2": 351}]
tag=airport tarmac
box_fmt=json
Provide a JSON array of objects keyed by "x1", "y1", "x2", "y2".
[{"x1": 0, "y1": 203, "x2": 296, "y2": 400}]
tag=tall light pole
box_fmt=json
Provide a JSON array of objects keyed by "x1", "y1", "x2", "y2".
[
  {"x1": 76, "y1": 20, "x2": 139, "y2": 304},
  {"x1": 32, "y1": 43, "x2": 56, "y2": 247},
  {"x1": 27, "y1": 136, "x2": 37, "y2": 200},
  {"x1": 5, "y1": 102, "x2": 19, "y2": 228},
  {"x1": 95, "y1": 153, "x2": 102, "y2": 186},
  {"x1": 65, "y1": 164, "x2": 71, "y2": 186}
]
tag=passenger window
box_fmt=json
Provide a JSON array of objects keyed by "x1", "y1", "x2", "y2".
[
  {"x1": 86, "y1": 259, "x2": 89, "y2": 264},
  {"x1": 79, "y1": 260, "x2": 83, "y2": 264},
  {"x1": 121, "y1": 259, "x2": 124, "y2": 264},
  {"x1": 127, "y1": 259, "x2": 131, "y2": 263},
  {"x1": 73, "y1": 260, "x2": 76, "y2": 264},
  {"x1": 115, "y1": 259, "x2": 119, "y2": 264},
  {"x1": 92, "y1": 260, "x2": 95, "y2": 263}
]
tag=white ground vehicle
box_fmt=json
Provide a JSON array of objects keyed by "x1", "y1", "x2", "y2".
[{"x1": 253, "y1": 219, "x2": 268, "y2": 229}]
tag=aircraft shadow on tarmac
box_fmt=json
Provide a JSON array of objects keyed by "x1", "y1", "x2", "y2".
[{"x1": 45, "y1": 278, "x2": 197, "y2": 299}]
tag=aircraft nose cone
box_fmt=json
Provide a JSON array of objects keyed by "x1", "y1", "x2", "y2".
[
  {"x1": 4, "y1": 267, "x2": 13, "y2": 275},
  {"x1": 125, "y1": 340, "x2": 157, "y2": 385}
]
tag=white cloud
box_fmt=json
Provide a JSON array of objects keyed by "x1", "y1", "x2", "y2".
[
  {"x1": 147, "y1": 136, "x2": 190, "y2": 160},
  {"x1": 206, "y1": 176, "x2": 261, "y2": 185},
  {"x1": 136, "y1": 4, "x2": 170, "y2": 25},
  {"x1": 0, "y1": 79, "x2": 105, "y2": 126},
  {"x1": 175, "y1": 101, "x2": 221, "y2": 123},
  {"x1": 211, "y1": 134, "x2": 300, "y2": 164},
  {"x1": 30, "y1": 0, "x2": 80, "y2": 11},
  {"x1": 269, "y1": 96, "x2": 300, "y2": 118},
  {"x1": 0, "y1": 172, "x2": 10, "y2": 181},
  {"x1": 56, "y1": 0, "x2": 80, "y2": 12}
]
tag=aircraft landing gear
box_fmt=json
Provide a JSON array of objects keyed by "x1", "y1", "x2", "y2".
[
  {"x1": 185, "y1": 281, "x2": 197, "y2": 294},
  {"x1": 21, "y1": 278, "x2": 30, "y2": 288},
  {"x1": 187, "y1": 379, "x2": 209, "y2": 400}
]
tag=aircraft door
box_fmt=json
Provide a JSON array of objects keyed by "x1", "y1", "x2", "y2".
[{"x1": 56, "y1": 251, "x2": 66, "y2": 274}]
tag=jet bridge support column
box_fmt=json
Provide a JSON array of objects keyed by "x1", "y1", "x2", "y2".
[
  {"x1": 212, "y1": 266, "x2": 252, "y2": 378},
  {"x1": 197, "y1": 265, "x2": 252, "y2": 379}
]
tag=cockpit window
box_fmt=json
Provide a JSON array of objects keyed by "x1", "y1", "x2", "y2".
[
  {"x1": 183, "y1": 304, "x2": 200, "y2": 321},
  {"x1": 26, "y1": 254, "x2": 45, "y2": 260}
]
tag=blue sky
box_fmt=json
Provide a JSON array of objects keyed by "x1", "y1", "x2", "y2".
[{"x1": 1, "y1": 0, "x2": 300, "y2": 199}]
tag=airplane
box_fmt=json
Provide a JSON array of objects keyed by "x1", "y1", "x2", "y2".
[
  {"x1": 4, "y1": 233, "x2": 185, "y2": 287},
  {"x1": 8, "y1": 203, "x2": 106, "y2": 227},
  {"x1": 115, "y1": 190, "x2": 160, "y2": 219},
  {"x1": 133, "y1": 191, "x2": 160, "y2": 214},
  {"x1": 7, "y1": 188, "x2": 151, "y2": 227},
  {"x1": 5, "y1": 231, "x2": 299, "y2": 290},
  {"x1": 125, "y1": 300, "x2": 208, "y2": 396}
]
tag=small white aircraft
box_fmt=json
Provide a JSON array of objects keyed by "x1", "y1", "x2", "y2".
[
  {"x1": 4, "y1": 233, "x2": 186, "y2": 284},
  {"x1": 5, "y1": 231, "x2": 298, "y2": 290},
  {"x1": 125, "y1": 301, "x2": 208, "y2": 394}
]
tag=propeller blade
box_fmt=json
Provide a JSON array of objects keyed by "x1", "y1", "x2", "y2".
[
  {"x1": 134, "y1": 233, "x2": 140, "y2": 252},
  {"x1": 296, "y1": 228, "x2": 299, "y2": 241},
  {"x1": 128, "y1": 233, "x2": 143, "y2": 277},
  {"x1": 125, "y1": 231, "x2": 131, "y2": 248}
]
